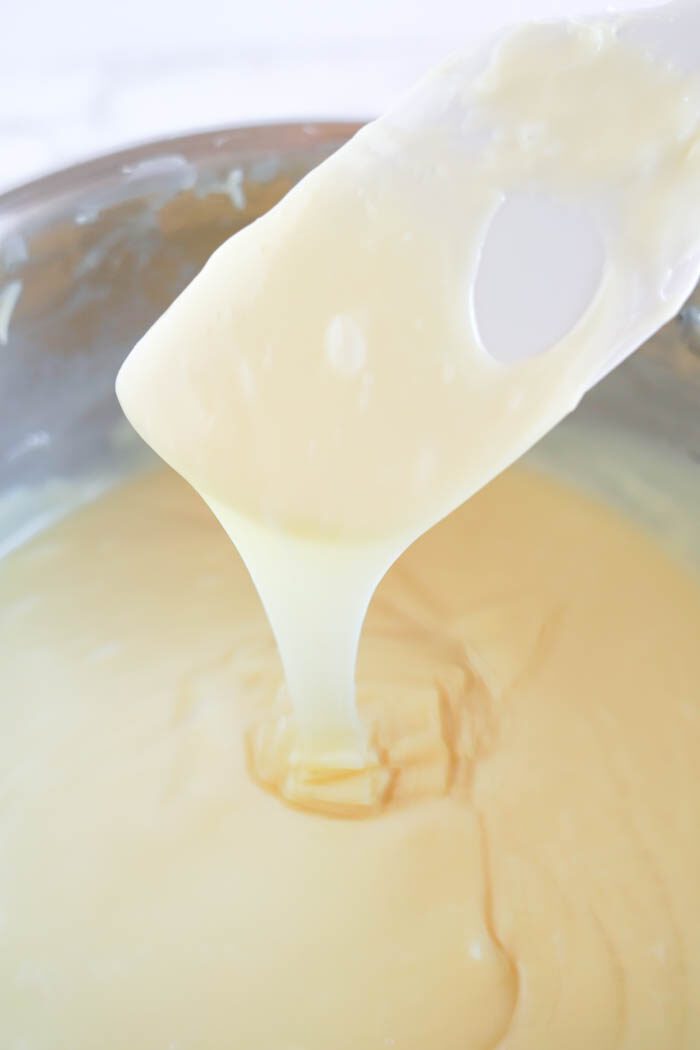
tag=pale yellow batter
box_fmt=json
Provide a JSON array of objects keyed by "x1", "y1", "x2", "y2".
[
  {"x1": 116, "y1": 12, "x2": 700, "y2": 779},
  {"x1": 1, "y1": 464, "x2": 699, "y2": 1049},
  {"x1": 4, "y1": 7, "x2": 700, "y2": 1047}
]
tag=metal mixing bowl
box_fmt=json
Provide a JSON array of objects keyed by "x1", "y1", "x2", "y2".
[{"x1": 0, "y1": 121, "x2": 698, "y2": 555}]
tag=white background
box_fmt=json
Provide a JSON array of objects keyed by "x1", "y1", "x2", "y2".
[{"x1": 1, "y1": 0, "x2": 657, "y2": 193}]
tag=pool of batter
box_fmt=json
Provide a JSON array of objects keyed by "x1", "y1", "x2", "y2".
[{"x1": 1, "y1": 461, "x2": 698, "y2": 1050}]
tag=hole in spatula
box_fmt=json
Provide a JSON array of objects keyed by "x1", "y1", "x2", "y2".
[{"x1": 473, "y1": 191, "x2": 604, "y2": 364}]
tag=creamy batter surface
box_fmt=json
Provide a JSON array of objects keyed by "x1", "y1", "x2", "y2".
[
  {"x1": 116, "y1": 11, "x2": 700, "y2": 781},
  {"x1": 1, "y1": 464, "x2": 699, "y2": 1049}
]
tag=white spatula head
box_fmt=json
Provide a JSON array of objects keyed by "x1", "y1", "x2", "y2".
[
  {"x1": 117, "y1": 0, "x2": 700, "y2": 545},
  {"x1": 387, "y1": 0, "x2": 700, "y2": 391}
]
